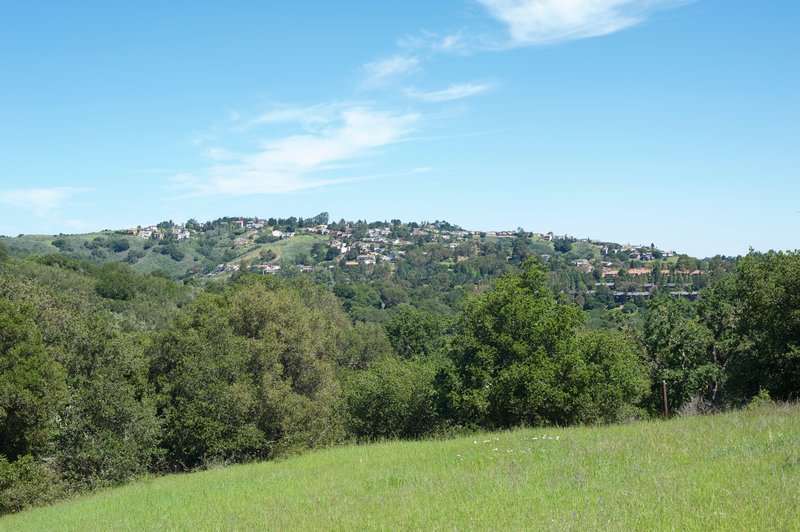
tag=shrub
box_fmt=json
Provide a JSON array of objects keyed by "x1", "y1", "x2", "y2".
[
  {"x1": 95, "y1": 264, "x2": 136, "y2": 300},
  {"x1": 747, "y1": 388, "x2": 774, "y2": 410},
  {"x1": 150, "y1": 280, "x2": 348, "y2": 468},
  {"x1": 255, "y1": 234, "x2": 279, "y2": 244},
  {"x1": 343, "y1": 356, "x2": 440, "y2": 440},
  {"x1": 0, "y1": 455, "x2": 61, "y2": 514},
  {"x1": 384, "y1": 305, "x2": 446, "y2": 359},
  {"x1": 569, "y1": 330, "x2": 650, "y2": 424},
  {"x1": 51, "y1": 238, "x2": 72, "y2": 251},
  {"x1": 678, "y1": 395, "x2": 716, "y2": 417},
  {"x1": 107, "y1": 237, "x2": 130, "y2": 253},
  {"x1": 126, "y1": 249, "x2": 146, "y2": 263}
]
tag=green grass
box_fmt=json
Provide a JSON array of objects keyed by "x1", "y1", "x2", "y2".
[
  {"x1": 3, "y1": 404, "x2": 798, "y2": 530},
  {"x1": 3, "y1": 234, "x2": 69, "y2": 256},
  {"x1": 571, "y1": 241, "x2": 600, "y2": 259},
  {"x1": 528, "y1": 237, "x2": 555, "y2": 255},
  {"x1": 256, "y1": 234, "x2": 326, "y2": 263}
]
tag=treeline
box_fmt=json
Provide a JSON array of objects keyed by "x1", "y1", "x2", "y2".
[{"x1": 0, "y1": 241, "x2": 797, "y2": 514}]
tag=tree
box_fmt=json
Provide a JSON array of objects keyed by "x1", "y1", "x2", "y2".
[
  {"x1": 643, "y1": 296, "x2": 720, "y2": 412},
  {"x1": 447, "y1": 259, "x2": 585, "y2": 427},
  {"x1": 569, "y1": 330, "x2": 650, "y2": 423},
  {"x1": 53, "y1": 322, "x2": 160, "y2": 488},
  {"x1": 107, "y1": 237, "x2": 130, "y2": 253},
  {"x1": 379, "y1": 283, "x2": 408, "y2": 309},
  {"x1": 554, "y1": 239, "x2": 573, "y2": 253},
  {"x1": 259, "y1": 249, "x2": 277, "y2": 262},
  {"x1": 95, "y1": 264, "x2": 136, "y2": 301},
  {"x1": 0, "y1": 301, "x2": 67, "y2": 460},
  {"x1": 51, "y1": 238, "x2": 72, "y2": 252},
  {"x1": 337, "y1": 322, "x2": 392, "y2": 370},
  {"x1": 343, "y1": 356, "x2": 440, "y2": 440},
  {"x1": 310, "y1": 212, "x2": 329, "y2": 226},
  {"x1": 149, "y1": 279, "x2": 349, "y2": 467},
  {"x1": 125, "y1": 249, "x2": 145, "y2": 264},
  {"x1": 510, "y1": 238, "x2": 533, "y2": 265},
  {"x1": 384, "y1": 306, "x2": 446, "y2": 358},
  {"x1": 723, "y1": 251, "x2": 800, "y2": 400}
]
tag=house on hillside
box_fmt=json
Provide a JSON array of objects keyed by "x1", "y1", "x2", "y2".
[
  {"x1": 573, "y1": 259, "x2": 594, "y2": 273},
  {"x1": 251, "y1": 264, "x2": 281, "y2": 274},
  {"x1": 602, "y1": 268, "x2": 620, "y2": 277}
]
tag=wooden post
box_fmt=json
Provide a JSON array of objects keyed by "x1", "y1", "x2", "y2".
[{"x1": 662, "y1": 380, "x2": 670, "y2": 419}]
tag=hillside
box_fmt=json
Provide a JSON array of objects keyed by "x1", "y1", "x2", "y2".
[
  {"x1": 2, "y1": 215, "x2": 726, "y2": 322},
  {"x1": 3, "y1": 404, "x2": 798, "y2": 530}
]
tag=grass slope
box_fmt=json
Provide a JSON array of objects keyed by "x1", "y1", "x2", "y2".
[
  {"x1": 3, "y1": 232, "x2": 329, "y2": 280},
  {"x1": 3, "y1": 405, "x2": 799, "y2": 530}
]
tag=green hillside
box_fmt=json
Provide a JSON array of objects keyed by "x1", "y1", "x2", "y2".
[
  {"x1": 3, "y1": 404, "x2": 798, "y2": 530},
  {"x1": 2, "y1": 230, "x2": 329, "y2": 280}
]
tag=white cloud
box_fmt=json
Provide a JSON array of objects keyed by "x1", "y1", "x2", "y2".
[
  {"x1": 399, "y1": 30, "x2": 469, "y2": 54},
  {"x1": 361, "y1": 55, "x2": 420, "y2": 88},
  {"x1": 173, "y1": 105, "x2": 421, "y2": 197},
  {"x1": 477, "y1": 0, "x2": 690, "y2": 46},
  {"x1": 201, "y1": 146, "x2": 240, "y2": 161},
  {"x1": 0, "y1": 187, "x2": 90, "y2": 216},
  {"x1": 404, "y1": 82, "x2": 494, "y2": 102},
  {"x1": 250, "y1": 102, "x2": 349, "y2": 127}
]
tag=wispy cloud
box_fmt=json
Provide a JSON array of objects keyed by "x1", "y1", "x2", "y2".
[
  {"x1": 250, "y1": 102, "x2": 350, "y2": 128},
  {"x1": 398, "y1": 30, "x2": 470, "y2": 54},
  {"x1": 173, "y1": 105, "x2": 421, "y2": 197},
  {"x1": 405, "y1": 82, "x2": 495, "y2": 102},
  {"x1": 361, "y1": 55, "x2": 421, "y2": 88},
  {"x1": 477, "y1": 0, "x2": 691, "y2": 46},
  {"x1": 201, "y1": 146, "x2": 240, "y2": 161},
  {"x1": 0, "y1": 187, "x2": 90, "y2": 216}
]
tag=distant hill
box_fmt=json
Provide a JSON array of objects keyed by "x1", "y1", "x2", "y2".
[{"x1": 2, "y1": 215, "x2": 733, "y2": 321}]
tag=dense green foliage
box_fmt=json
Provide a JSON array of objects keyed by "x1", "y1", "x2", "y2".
[
  {"x1": 0, "y1": 230, "x2": 797, "y2": 515},
  {"x1": 150, "y1": 279, "x2": 349, "y2": 467},
  {"x1": 446, "y1": 261, "x2": 648, "y2": 428},
  {"x1": 343, "y1": 355, "x2": 440, "y2": 440},
  {"x1": 642, "y1": 251, "x2": 800, "y2": 413}
]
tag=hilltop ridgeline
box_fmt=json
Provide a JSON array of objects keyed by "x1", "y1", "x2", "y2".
[{"x1": 4, "y1": 213, "x2": 725, "y2": 317}]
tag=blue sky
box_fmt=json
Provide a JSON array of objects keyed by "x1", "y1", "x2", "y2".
[{"x1": 1, "y1": 0, "x2": 797, "y2": 257}]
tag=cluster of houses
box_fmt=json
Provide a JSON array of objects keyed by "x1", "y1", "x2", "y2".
[
  {"x1": 601, "y1": 267, "x2": 703, "y2": 278},
  {"x1": 122, "y1": 219, "x2": 700, "y2": 294},
  {"x1": 234, "y1": 219, "x2": 266, "y2": 230},
  {"x1": 125, "y1": 225, "x2": 191, "y2": 241}
]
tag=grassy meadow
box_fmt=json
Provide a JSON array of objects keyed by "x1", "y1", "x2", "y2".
[{"x1": 2, "y1": 404, "x2": 798, "y2": 530}]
